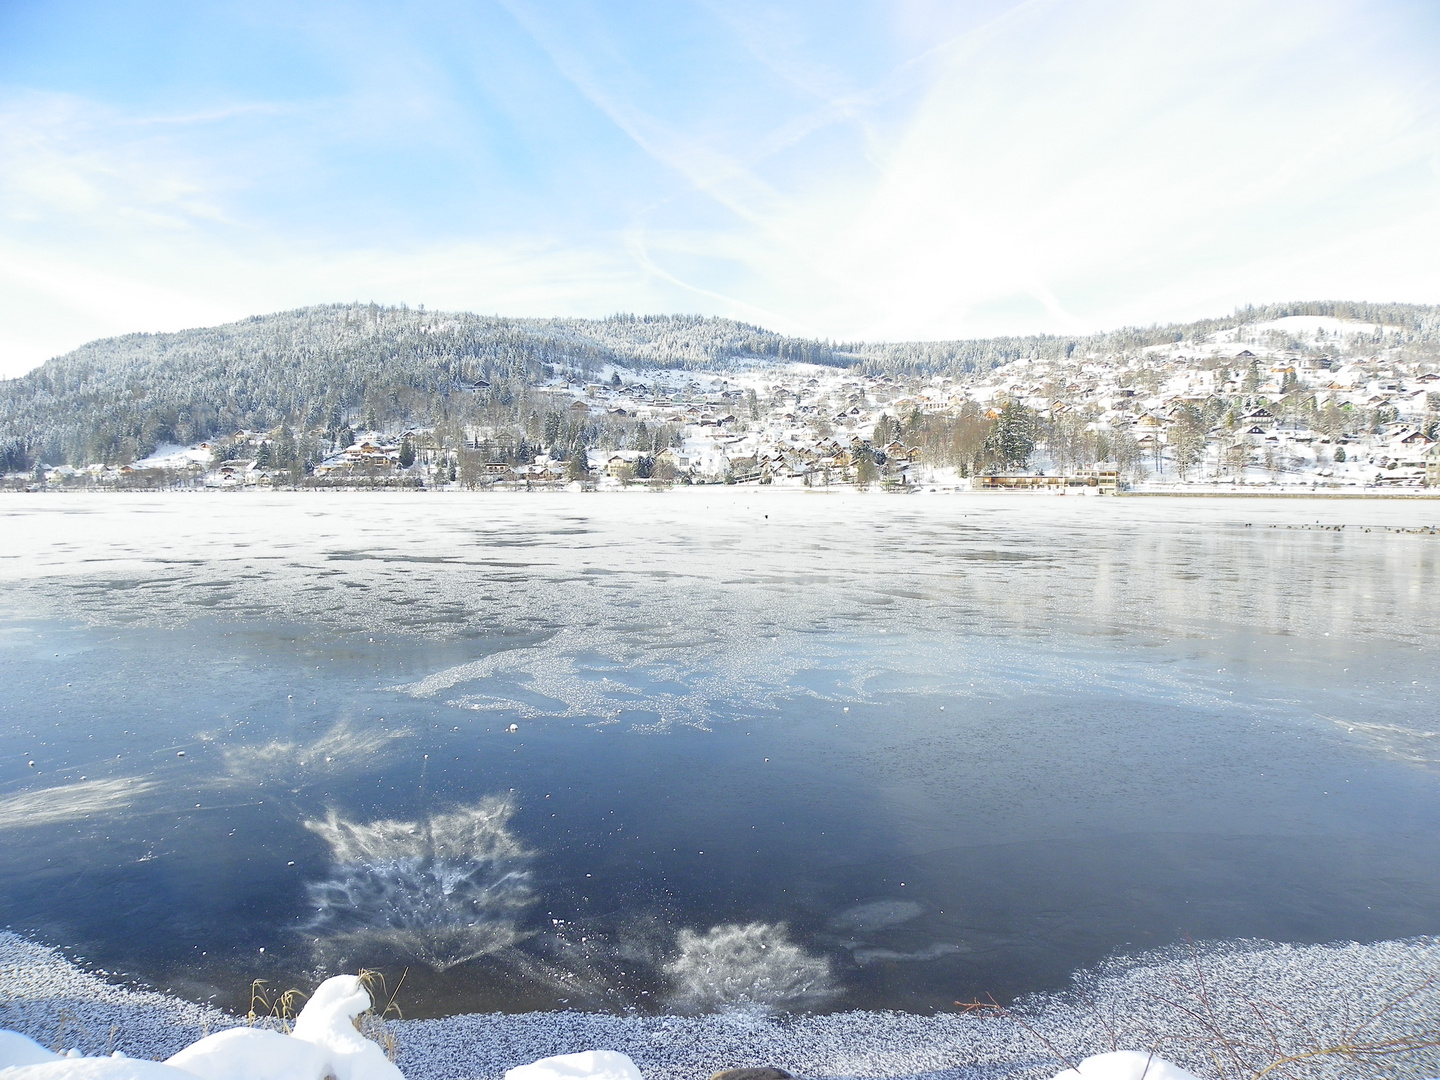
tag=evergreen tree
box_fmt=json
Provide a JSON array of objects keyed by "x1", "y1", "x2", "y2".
[
  {"x1": 1169, "y1": 406, "x2": 1207, "y2": 480},
  {"x1": 983, "y1": 401, "x2": 1036, "y2": 470},
  {"x1": 854, "y1": 447, "x2": 879, "y2": 487}
]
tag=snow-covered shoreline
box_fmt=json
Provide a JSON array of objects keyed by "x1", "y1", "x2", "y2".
[{"x1": 4, "y1": 932, "x2": 1437, "y2": 1080}]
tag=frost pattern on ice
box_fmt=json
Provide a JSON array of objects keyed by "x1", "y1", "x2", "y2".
[
  {"x1": 1333, "y1": 718, "x2": 1440, "y2": 770},
  {"x1": 216, "y1": 720, "x2": 411, "y2": 786},
  {"x1": 0, "y1": 778, "x2": 156, "y2": 828},
  {"x1": 663, "y1": 923, "x2": 835, "y2": 1013},
  {"x1": 303, "y1": 799, "x2": 534, "y2": 971}
]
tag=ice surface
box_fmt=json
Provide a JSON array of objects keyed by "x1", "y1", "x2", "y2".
[{"x1": 2, "y1": 493, "x2": 1439, "y2": 1016}]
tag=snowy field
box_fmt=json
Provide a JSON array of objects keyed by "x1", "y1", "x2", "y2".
[{"x1": 1, "y1": 492, "x2": 1438, "y2": 1078}]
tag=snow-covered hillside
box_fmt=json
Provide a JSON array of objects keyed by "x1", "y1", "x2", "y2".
[{"x1": 5, "y1": 301, "x2": 1439, "y2": 491}]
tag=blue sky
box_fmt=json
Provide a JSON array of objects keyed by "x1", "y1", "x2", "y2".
[{"x1": 1, "y1": 0, "x2": 1438, "y2": 375}]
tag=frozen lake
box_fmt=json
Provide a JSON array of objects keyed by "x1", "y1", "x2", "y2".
[{"x1": 1, "y1": 491, "x2": 1438, "y2": 1019}]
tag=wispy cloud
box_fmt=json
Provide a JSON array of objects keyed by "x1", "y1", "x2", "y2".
[{"x1": 1, "y1": 0, "x2": 1436, "y2": 375}]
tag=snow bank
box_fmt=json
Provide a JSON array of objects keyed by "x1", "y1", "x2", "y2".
[
  {"x1": 504, "y1": 1052, "x2": 641, "y2": 1080},
  {"x1": 1049, "y1": 1053, "x2": 1197, "y2": 1080},
  {"x1": 0, "y1": 1032, "x2": 62, "y2": 1068},
  {"x1": 167, "y1": 1029, "x2": 330, "y2": 1080},
  {"x1": 1, "y1": 974, "x2": 399, "y2": 1080},
  {"x1": 0, "y1": 1060, "x2": 198, "y2": 1080}
]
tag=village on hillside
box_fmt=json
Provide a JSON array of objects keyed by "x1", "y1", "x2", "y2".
[{"x1": 24, "y1": 315, "x2": 1440, "y2": 493}]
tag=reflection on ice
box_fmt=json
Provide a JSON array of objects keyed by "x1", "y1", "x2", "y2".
[
  {"x1": 828, "y1": 899, "x2": 925, "y2": 933},
  {"x1": 663, "y1": 923, "x2": 835, "y2": 1013},
  {"x1": 826, "y1": 899, "x2": 964, "y2": 966},
  {"x1": 851, "y1": 943, "x2": 966, "y2": 966},
  {"x1": 395, "y1": 637, "x2": 789, "y2": 732},
  {"x1": 304, "y1": 799, "x2": 533, "y2": 971}
]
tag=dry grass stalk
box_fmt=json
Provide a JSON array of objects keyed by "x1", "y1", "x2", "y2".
[{"x1": 965, "y1": 938, "x2": 1440, "y2": 1080}]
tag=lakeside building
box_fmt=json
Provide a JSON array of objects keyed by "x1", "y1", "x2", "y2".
[{"x1": 972, "y1": 464, "x2": 1119, "y2": 493}]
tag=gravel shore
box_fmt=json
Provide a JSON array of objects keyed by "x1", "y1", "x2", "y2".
[{"x1": 3, "y1": 933, "x2": 1437, "y2": 1080}]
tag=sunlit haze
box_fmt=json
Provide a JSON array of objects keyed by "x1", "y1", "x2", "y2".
[{"x1": 1, "y1": 0, "x2": 1437, "y2": 376}]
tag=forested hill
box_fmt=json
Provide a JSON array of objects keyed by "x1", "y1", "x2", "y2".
[
  {"x1": 3, "y1": 300, "x2": 1438, "y2": 469},
  {"x1": 0, "y1": 306, "x2": 845, "y2": 469}
]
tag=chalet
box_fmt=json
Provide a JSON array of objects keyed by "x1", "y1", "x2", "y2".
[
  {"x1": 1391, "y1": 429, "x2": 1433, "y2": 448},
  {"x1": 1426, "y1": 444, "x2": 1440, "y2": 487}
]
